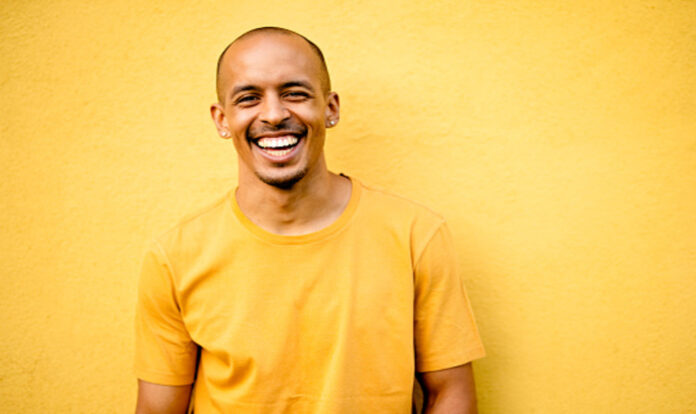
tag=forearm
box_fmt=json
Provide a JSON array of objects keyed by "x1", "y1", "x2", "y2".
[
  {"x1": 419, "y1": 363, "x2": 478, "y2": 414},
  {"x1": 135, "y1": 380, "x2": 192, "y2": 414},
  {"x1": 423, "y1": 389, "x2": 477, "y2": 414}
]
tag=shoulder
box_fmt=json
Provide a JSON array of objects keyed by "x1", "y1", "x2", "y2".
[
  {"x1": 357, "y1": 179, "x2": 445, "y2": 226},
  {"x1": 354, "y1": 179, "x2": 448, "y2": 255},
  {"x1": 153, "y1": 190, "x2": 235, "y2": 255}
]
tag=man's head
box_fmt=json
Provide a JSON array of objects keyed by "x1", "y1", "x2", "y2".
[
  {"x1": 210, "y1": 27, "x2": 339, "y2": 189},
  {"x1": 216, "y1": 27, "x2": 331, "y2": 103}
]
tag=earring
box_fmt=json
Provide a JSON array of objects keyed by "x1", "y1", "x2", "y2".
[
  {"x1": 221, "y1": 131, "x2": 230, "y2": 137},
  {"x1": 329, "y1": 120, "x2": 336, "y2": 126}
]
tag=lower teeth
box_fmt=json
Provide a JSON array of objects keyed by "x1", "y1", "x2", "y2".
[{"x1": 264, "y1": 148, "x2": 292, "y2": 156}]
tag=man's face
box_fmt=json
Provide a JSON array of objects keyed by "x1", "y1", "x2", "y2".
[{"x1": 212, "y1": 33, "x2": 339, "y2": 189}]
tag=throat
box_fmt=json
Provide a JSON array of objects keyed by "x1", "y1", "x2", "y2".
[{"x1": 235, "y1": 172, "x2": 350, "y2": 236}]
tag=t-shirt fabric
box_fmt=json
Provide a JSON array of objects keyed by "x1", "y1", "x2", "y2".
[{"x1": 135, "y1": 177, "x2": 485, "y2": 413}]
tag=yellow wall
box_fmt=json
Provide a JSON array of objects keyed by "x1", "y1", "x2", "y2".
[{"x1": 2, "y1": 1, "x2": 694, "y2": 412}]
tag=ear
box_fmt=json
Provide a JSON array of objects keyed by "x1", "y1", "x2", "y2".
[
  {"x1": 324, "y1": 92, "x2": 340, "y2": 128},
  {"x1": 210, "y1": 102, "x2": 231, "y2": 139}
]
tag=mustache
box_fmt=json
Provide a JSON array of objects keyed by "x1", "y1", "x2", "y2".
[{"x1": 247, "y1": 120, "x2": 307, "y2": 140}]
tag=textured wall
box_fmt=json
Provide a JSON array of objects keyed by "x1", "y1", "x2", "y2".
[{"x1": 2, "y1": 0, "x2": 695, "y2": 412}]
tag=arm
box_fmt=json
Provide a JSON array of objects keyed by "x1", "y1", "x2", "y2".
[
  {"x1": 135, "y1": 380, "x2": 192, "y2": 414},
  {"x1": 134, "y1": 243, "x2": 198, "y2": 413},
  {"x1": 412, "y1": 221, "x2": 485, "y2": 413},
  {"x1": 418, "y1": 363, "x2": 478, "y2": 414}
]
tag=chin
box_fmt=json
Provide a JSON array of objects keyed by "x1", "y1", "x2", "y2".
[{"x1": 256, "y1": 167, "x2": 309, "y2": 189}]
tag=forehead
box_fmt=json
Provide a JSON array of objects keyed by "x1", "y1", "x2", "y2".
[{"x1": 221, "y1": 34, "x2": 323, "y2": 91}]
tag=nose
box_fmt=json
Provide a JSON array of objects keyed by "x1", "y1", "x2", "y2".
[{"x1": 258, "y1": 95, "x2": 290, "y2": 125}]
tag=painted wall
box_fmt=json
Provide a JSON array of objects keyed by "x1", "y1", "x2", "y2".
[{"x1": 2, "y1": 1, "x2": 694, "y2": 412}]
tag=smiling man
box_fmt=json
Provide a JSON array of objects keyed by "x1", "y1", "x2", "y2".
[{"x1": 134, "y1": 27, "x2": 485, "y2": 413}]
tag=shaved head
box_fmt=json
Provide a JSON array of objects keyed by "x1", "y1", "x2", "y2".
[{"x1": 216, "y1": 27, "x2": 331, "y2": 103}]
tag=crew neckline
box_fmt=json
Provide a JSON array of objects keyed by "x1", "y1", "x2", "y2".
[{"x1": 229, "y1": 176, "x2": 361, "y2": 245}]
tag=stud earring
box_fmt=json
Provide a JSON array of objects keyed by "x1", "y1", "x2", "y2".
[
  {"x1": 221, "y1": 131, "x2": 230, "y2": 137},
  {"x1": 329, "y1": 120, "x2": 336, "y2": 126}
]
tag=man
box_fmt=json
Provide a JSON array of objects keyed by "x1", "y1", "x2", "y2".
[{"x1": 135, "y1": 27, "x2": 485, "y2": 413}]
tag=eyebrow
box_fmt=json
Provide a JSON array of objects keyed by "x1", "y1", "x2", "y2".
[
  {"x1": 280, "y1": 81, "x2": 315, "y2": 92},
  {"x1": 230, "y1": 84, "x2": 260, "y2": 98}
]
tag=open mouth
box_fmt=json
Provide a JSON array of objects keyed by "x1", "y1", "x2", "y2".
[{"x1": 253, "y1": 135, "x2": 301, "y2": 157}]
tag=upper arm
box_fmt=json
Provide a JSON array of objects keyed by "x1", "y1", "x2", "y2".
[
  {"x1": 417, "y1": 363, "x2": 477, "y2": 413},
  {"x1": 135, "y1": 242, "x2": 198, "y2": 385},
  {"x1": 135, "y1": 380, "x2": 192, "y2": 414},
  {"x1": 413, "y1": 222, "x2": 485, "y2": 372}
]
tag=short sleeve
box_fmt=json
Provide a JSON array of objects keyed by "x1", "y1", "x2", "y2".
[
  {"x1": 413, "y1": 222, "x2": 485, "y2": 372},
  {"x1": 134, "y1": 241, "x2": 198, "y2": 385}
]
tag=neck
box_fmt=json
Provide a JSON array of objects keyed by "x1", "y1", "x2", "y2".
[{"x1": 235, "y1": 164, "x2": 352, "y2": 236}]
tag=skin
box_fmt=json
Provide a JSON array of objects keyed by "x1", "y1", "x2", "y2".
[
  {"x1": 136, "y1": 31, "x2": 478, "y2": 413},
  {"x1": 211, "y1": 31, "x2": 350, "y2": 235},
  {"x1": 419, "y1": 363, "x2": 478, "y2": 414},
  {"x1": 135, "y1": 381, "x2": 191, "y2": 414}
]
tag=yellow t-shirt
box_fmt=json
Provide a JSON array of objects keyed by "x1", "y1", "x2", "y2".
[{"x1": 135, "y1": 177, "x2": 485, "y2": 413}]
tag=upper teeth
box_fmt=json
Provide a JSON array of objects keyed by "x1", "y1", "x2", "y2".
[{"x1": 257, "y1": 136, "x2": 298, "y2": 149}]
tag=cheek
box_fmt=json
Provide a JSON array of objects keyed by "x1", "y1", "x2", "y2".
[
  {"x1": 231, "y1": 137, "x2": 250, "y2": 155},
  {"x1": 227, "y1": 110, "x2": 256, "y2": 134},
  {"x1": 296, "y1": 108, "x2": 325, "y2": 129}
]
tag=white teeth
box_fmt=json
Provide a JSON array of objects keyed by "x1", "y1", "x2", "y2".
[
  {"x1": 257, "y1": 136, "x2": 298, "y2": 149},
  {"x1": 263, "y1": 148, "x2": 292, "y2": 157}
]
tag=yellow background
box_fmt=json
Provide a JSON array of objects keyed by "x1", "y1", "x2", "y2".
[{"x1": 2, "y1": 1, "x2": 695, "y2": 412}]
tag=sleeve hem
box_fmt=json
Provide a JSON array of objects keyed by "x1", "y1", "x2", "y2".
[
  {"x1": 135, "y1": 368, "x2": 195, "y2": 386},
  {"x1": 416, "y1": 346, "x2": 486, "y2": 373}
]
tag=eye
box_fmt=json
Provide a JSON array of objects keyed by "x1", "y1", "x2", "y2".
[
  {"x1": 284, "y1": 91, "x2": 310, "y2": 101},
  {"x1": 235, "y1": 95, "x2": 259, "y2": 106}
]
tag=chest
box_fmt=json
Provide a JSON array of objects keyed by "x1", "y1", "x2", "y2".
[{"x1": 175, "y1": 236, "x2": 415, "y2": 356}]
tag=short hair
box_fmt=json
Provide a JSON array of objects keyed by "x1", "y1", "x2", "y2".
[{"x1": 216, "y1": 27, "x2": 331, "y2": 102}]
